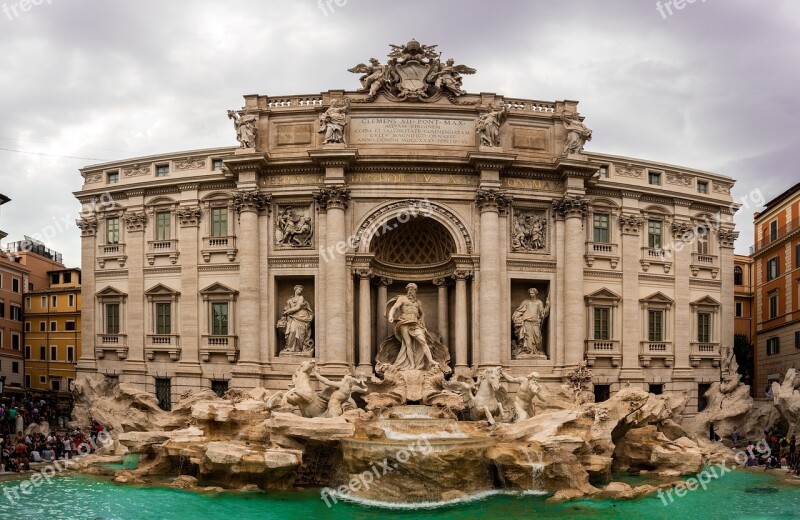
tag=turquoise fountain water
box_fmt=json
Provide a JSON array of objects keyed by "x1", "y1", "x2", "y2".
[{"x1": 0, "y1": 470, "x2": 799, "y2": 519}]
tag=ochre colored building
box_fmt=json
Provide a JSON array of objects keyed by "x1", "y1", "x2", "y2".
[{"x1": 24, "y1": 268, "x2": 82, "y2": 392}]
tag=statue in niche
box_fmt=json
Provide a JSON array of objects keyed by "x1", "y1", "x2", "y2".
[
  {"x1": 376, "y1": 283, "x2": 451, "y2": 374},
  {"x1": 227, "y1": 110, "x2": 258, "y2": 149},
  {"x1": 501, "y1": 370, "x2": 549, "y2": 421},
  {"x1": 277, "y1": 285, "x2": 314, "y2": 356},
  {"x1": 312, "y1": 367, "x2": 368, "y2": 418},
  {"x1": 318, "y1": 98, "x2": 350, "y2": 145},
  {"x1": 512, "y1": 288, "x2": 550, "y2": 359},
  {"x1": 561, "y1": 111, "x2": 592, "y2": 155},
  {"x1": 511, "y1": 210, "x2": 547, "y2": 252},
  {"x1": 276, "y1": 206, "x2": 313, "y2": 247},
  {"x1": 476, "y1": 103, "x2": 508, "y2": 147}
]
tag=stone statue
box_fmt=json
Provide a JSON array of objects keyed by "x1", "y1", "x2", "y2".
[
  {"x1": 512, "y1": 288, "x2": 550, "y2": 359},
  {"x1": 464, "y1": 367, "x2": 512, "y2": 426},
  {"x1": 428, "y1": 58, "x2": 476, "y2": 97},
  {"x1": 318, "y1": 98, "x2": 350, "y2": 145},
  {"x1": 566, "y1": 361, "x2": 594, "y2": 405},
  {"x1": 476, "y1": 103, "x2": 508, "y2": 147},
  {"x1": 562, "y1": 111, "x2": 592, "y2": 155},
  {"x1": 270, "y1": 360, "x2": 328, "y2": 418},
  {"x1": 511, "y1": 211, "x2": 547, "y2": 252},
  {"x1": 276, "y1": 206, "x2": 313, "y2": 247},
  {"x1": 277, "y1": 285, "x2": 314, "y2": 356},
  {"x1": 719, "y1": 345, "x2": 741, "y2": 394},
  {"x1": 313, "y1": 367, "x2": 368, "y2": 418},
  {"x1": 376, "y1": 283, "x2": 451, "y2": 373},
  {"x1": 348, "y1": 58, "x2": 398, "y2": 97},
  {"x1": 501, "y1": 370, "x2": 549, "y2": 422},
  {"x1": 227, "y1": 110, "x2": 258, "y2": 149}
]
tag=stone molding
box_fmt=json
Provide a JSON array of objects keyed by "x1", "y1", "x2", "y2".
[
  {"x1": 313, "y1": 186, "x2": 351, "y2": 211},
  {"x1": 552, "y1": 197, "x2": 589, "y2": 220},
  {"x1": 718, "y1": 230, "x2": 739, "y2": 249},
  {"x1": 232, "y1": 190, "x2": 271, "y2": 214},
  {"x1": 619, "y1": 214, "x2": 645, "y2": 236},
  {"x1": 475, "y1": 188, "x2": 512, "y2": 214},
  {"x1": 177, "y1": 206, "x2": 202, "y2": 227},
  {"x1": 76, "y1": 217, "x2": 98, "y2": 237},
  {"x1": 123, "y1": 212, "x2": 147, "y2": 233}
]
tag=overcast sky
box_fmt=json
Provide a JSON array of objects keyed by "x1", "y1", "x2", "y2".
[{"x1": 0, "y1": 0, "x2": 797, "y2": 265}]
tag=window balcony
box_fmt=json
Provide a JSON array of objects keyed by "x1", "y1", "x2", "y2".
[
  {"x1": 147, "y1": 239, "x2": 179, "y2": 265},
  {"x1": 640, "y1": 247, "x2": 672, "y2": 274},
  {"x1": 690, "y1": 253, "x2": 719, "y2": 278},
  {"x1": 584, "y1": 242, "x2": 619, "y2": 269},
  {"x1": 97, "y1": 243, "x2": 127, "y2": 268},
  {"x1": 95, "y1": 333, "x2": 128, "y2": 360},
  {"x1": 639, "y1": 341, "x2": 674, "y2": 367},
  {"x1": 200, "y1": 335, "x2": 238, "y2": 362},
  {"x1": 690, "y1": 342, "x2": 720, "y2": 367},
  {"x1": 585, "y1": 339, "x2": 621, "y2": 367},
  {"x1": 145, "y1": 334, "x2": 181, "y2": 361},
  {"x1": 201, "y1": 236, "x2": 238, "y2": 262}
]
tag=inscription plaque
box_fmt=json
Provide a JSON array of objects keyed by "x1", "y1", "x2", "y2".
[{"x1": 350, "y1": 117, "x2": 475, "y2": 146}]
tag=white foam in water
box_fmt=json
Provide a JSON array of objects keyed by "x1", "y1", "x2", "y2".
[
  {"x1": 322, "y1": 488, "x2": 549, "y2": 510},
  {"x1": 379, "y1": 427, "x2": 468, "y2": 440}
]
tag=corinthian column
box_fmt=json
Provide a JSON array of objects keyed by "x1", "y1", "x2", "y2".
[
  {"x1": 553, "y1": 197, "x2": 589, "y2": 367},
  {"x1": 476, "y1": 189, "x2": 512, "y2": 367},
  {"x1": 433, "y1": 277, "x2": 449, "y2": 348},
  {"x1": 232, "y1": 189, "x2": 270, "y2": 381},
  {"x1": 314, "y1": 186, "x2": 351, "y2": 370},
  {"x1": 452, "y1": 270, "x2": 471, "y2": 375},
  {"x1": 376, "y1": 277, "x2": 392, "y2": 344},
  {"x1": 356, "y1": 268, "x2": 373, "y2": 374}
]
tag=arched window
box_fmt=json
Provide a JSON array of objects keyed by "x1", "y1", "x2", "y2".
[{"x1": 733, "y1": 266, "x2": 743, "y2": 286}]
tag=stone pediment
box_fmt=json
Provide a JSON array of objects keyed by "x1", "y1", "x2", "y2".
[
  {"x1": 96, "y1": 286, "x2": 127, "y2": 298},
  {"x1": 144, "y1": 283, "x2": 181, "y2": 296},
  {"x1": 640, "y1": 291, "x2": 674, "y2": 304},
  {"x1": 199, "y1": 282, "x2": 238, "y2": 296},
  {"x1": 585, "y1": 288, "x2": 621, "y2": 303},
  {"x1": 691, "y1": 295, "x2": 720, "y2": 308}
]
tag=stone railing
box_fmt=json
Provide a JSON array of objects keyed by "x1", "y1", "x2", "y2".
[
  {"x1": 584, "y1": 242, "x2": 619, "y2": 268},
  {"x1": 200, "y1": 335, "x2": 239, "y2": 362},
  {"x1": 640, "y1": 247, "x2": 673, "y2": 273},
  {"x1": 265, "y1": 96, "x2": 324, "y2": 109},
  {"x1": 690, "y1": 252, "x2": 719, "y2": 278},
  {"x1": 147, "y1": 239, "x2": 179, "y2": 265},
  {"x1": 503, "y1": 99, "x2": 556, "y2": 112},
  {"x1": 585, "y1": 339, "x2": 621, "y2": 367},
  {"x1": 95, "y1": 334, "x2": 128, "y2": 360},
  {"x1": 145, "y1": 334, "x2": 181, "y2": 361},
  {"x1": 690, "y1": 342, "x2": 720, "y2": 367},
  {"x1": 639, "y1": 341, "x2": 674, "y2": 367},
  {"x1": 97, "y1": 243, "x2": 127, "y2": 268},
  {"x1": 201, "y1": 236, "x2": 238, "y2": 262}
]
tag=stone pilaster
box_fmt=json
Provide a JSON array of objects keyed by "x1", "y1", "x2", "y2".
[
  {"x1": 452, "y1": 270, "x2": 471, "y2": 376},
  {"x1": 76, "y1": 216, "x2": 98, "y2": 374},
  {"x1": 672, "y1": 219, "x2": 694, "y2": 372},
  {"x1": 718, "y1": 229, "x2": 738, "y2": 358},
  {"x1": 314, "y1": 186, "x2": 352, "y2": 370},
  {"x1": 619, "y1": 210, "x2": 645, "y2": 382},
  {"x1": 554, "y1": 215, "x2": 565, "y2": 369},
  {"x1": 553, "y1": 197, "x2": 589, "y2": 367},
  {"x1": 356, "y1": 268, "x2": 373, "y2": 373},
  {"x1": 176, "y1": 203, "x2": 202, "y2": 383},
  {"x1": 476, "y1": 189, "x2": 512, "y2": 367},
  {"x1": 231, "y1": 189, "x2": 270, "y2": 385},
  {"x1": 433, "y1": 277, "x2": 449, "y2": 349},
  {"x1": 122, "y1": 209, "x2": 147, "y2": 383},
  {"x1": 376, "y1": 277, "x2": 392, "y2": 346}
]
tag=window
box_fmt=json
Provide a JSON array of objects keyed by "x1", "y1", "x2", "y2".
[
  {"x1": 211, "y1": 380, "x2": 229, "y2": 397},
  {"x1": 10, "y1": 305, "x2": 21, "y2": 321},
  {"x1": 648, "y1": 310, "x2": 664, "y2": 341},
  {"x1": 25, "y1": 321, "x2": 31, "y2": 332},
  {"x1": 698, "y1": 383, "x2": 711, "y2": 411},
  {"x1": 593, "y1": 214, "x2": 610, "y2": 243},
  {"x1": 52, "y1": 295, "x2": 57, "y2": 307},
  {"x1": 210, "y1": 207, "x2": 228, "y2": 238},
  {"x1": 51, "y1": 273, "x2": 60, "y2": 285},
  {"x1": 155, "y1": 211, "x2": 171, "y2": 241},
  {"x1": 594, "y1": 307, "x2": 610, "y2": 340},
  {"x1": 39, "y1": 376, "x2": 46, "y2": 384},
  {"x1": 697, "y1": 313, "x2": 711, "y2": 343},
  {"x1": 769, "y1": 292, "x2": 779, "y2": 319},
  {"x1": 25, "y1": 297, "x2": 30, "y2": 309},
  {"x1": 696, "y1": 227, "x2": 710, "y2": 255},
  {"x1": 107, "y1": 171, "x2": 119, "y2": 184},
  {"x1": 697, "y1": 181, "x2": 708, "y2": 194},
  {"x1": 796, "y1": 244, "x2": 800, "y2": 268},
  {"x1": 65, "y1": 321, "x2": 76, "y2": 331},
  {"x1": 766, "y1": 337, "x2": 780, "y2": 355},
  {"x1": 648, "y1": 220, "x2": 663, "y2": 249},
  {"x1": 766, "y1": 257, "x2": 780, "y2": 281},
  {"x1": 155, "y1": 378, "x2": 172, "y2": 411},
  {"x1": 212, "y1": 159, "x2": 224, "y2": 171},
  {"x1": 63, "y1": 272, "x2": 72, "y2": 284},
  {"x1": 12, "y1": 362, "x2": 18, "y2": 374},
  {"x1": 648, "y1": 171, "x2": 662, "y2": 185},
  {"x1": 106, "y1": 303, "x2": 120, "y2": 334},
  {"x1": 68, "y1": 294, "x2": 74, "y2": 307},
  {"x1": 594, "y1": 385, "x2": 610, "y2": 403},
  {"x1": 12, "y1": 278, "x2": 20, "y2": 293},
  {"x1": 734, "y1": 266, "x2": 743, "y2": 285},
  {"x1": 735, "y1": 302, "x2": 743, "y2": 317},
  {"x1": 39, "y1": 346, "x2": 46, "y2": 360},
  {"x1": 155, "y1": 303, "x2": 172, "y2": 335},
  {"x1": 649, "y1": 384, "x2": 663, "y2": 395},
  {"x1": 51, "y1": 346, "x2": 57, "y2": 361},
  {"x1": 51, "y1": 380, "x2": 61, "y2": 392},
  {"x1": 39, "y1": 321, "x2": 46, "y2": 332},
  {"x1": 796, "y1": 331, "x2": 800, "y2": 349},
  {"x1": 41, "y1": 296, "x2": 46, "y2": 308},
  {"x1": 211, "y1": 302, "x2": 229, "y2": 335},
  {"x1": 25, "y1": 346, "x2": 30, "y2": 359},
  {"x1": 11, "y1": 334, "x2": 20, "y2": 350},
  {"x1": 0, "y1": 302, "x2": 4, "y2": 318},
  {"x1": 770, "y1": 220, "x2": 778, "y2": 241},
  {"x1": 155, "y1": 164, "x2": 170, "y2": 177},
  {"x1": 24, "y1": 375, "x2": 30, "y2": 387},
  {"x1": 106, "y1": 217, "x2": 120, "y2": 244},
  {"x1": 50, "y1": 321, "x2": 57, "y2": 332},
  {"x1": 67, "y1": 346, "x2": 74, "y2": 362}
]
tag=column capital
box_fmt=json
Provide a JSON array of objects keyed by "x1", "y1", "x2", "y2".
[
  {"x1": 314, "y1": 185, "x2": 351, "y2": 211},
  {"x1": 552, "y1": 197, "x2": 589, "y2": 221},
  {"x1": 76, "y1": 217, "x2": 98, "y2": 237},
  {"x1": 432, "y1": 277, "x2": 448, "y2": 287},
  {"x1": 452, "y1": 269, "x2": 473, "y2": 281},
  {"x1": 619, "y1": 214, "x2": 645, "y2": 236},
  {"x1": 177, "y1": 206, "x2": 202, "y2": 227},
  {"x1": 123, "y1": 212, "x2": 147, "y2": 233},
  {"x1": 475, "y1": 188, "x2": 512, "y2": 214},
  {"x1": 232, "y1": 190, "x2": 271, "y2": 214},
  {"x1": 671, "y1": 220, "x2": 694, "y2": 235},
  {"x1": 376, "y1": 277, "x2": 393, "y2": 287},
  {"x1": 354, "y1": 267, "x2": 373, "y2": 279},
  {"x1": 718, "y1": 229, "x2": 739, "y2": 249}
]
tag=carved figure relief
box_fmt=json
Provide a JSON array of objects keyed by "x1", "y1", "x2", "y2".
[
  {"x1": 511, "y1": 209, "x2": 548, "y2": 252},
  {"x1": 275, "y1": 205, "x2": 313, "y2": 248}
]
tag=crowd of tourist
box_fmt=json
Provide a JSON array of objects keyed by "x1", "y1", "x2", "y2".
[
  {"x1": 0, "y1": 422, "x2": 107, "y2": 473},
  {"x1": 0, "y1": 394, "x2": 63, "y2": 435},
  {"x1": 722, "y1": 425, "x2": 800, "y2": 475}
]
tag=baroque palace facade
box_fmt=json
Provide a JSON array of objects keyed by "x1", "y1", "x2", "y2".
[{"x1": 74, "y1": 41, "x2": 738, "y2": 413}]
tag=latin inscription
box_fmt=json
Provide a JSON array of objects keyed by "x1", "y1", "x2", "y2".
[{"x1": 350, "y1": 117, "x2": 475, "y2": 146}]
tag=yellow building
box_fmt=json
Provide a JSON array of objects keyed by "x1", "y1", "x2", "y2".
[{"x1": 24, "y1": 268, "x2": 81, "y2": 392}]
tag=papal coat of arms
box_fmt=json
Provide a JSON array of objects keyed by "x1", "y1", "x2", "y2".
[{"x1": 348, "y1": 39, "x2": 476, "y2": 102}]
